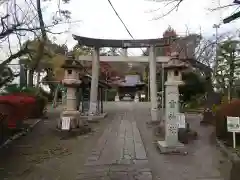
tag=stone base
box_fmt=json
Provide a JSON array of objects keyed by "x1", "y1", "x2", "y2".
[
  {"x1": 57, "y1": 110, "x2": 84, "y2": 130},
  {"x1": 134, "y1": 94, "x2": 139, "y2": 102},
  {"x1": 80, "y1": 112, "x2": 108, "y2": 123},
  {"x1": 151, "y1": 108, "x2": 159, "y2": 121},
  {"x1": 157, "y1": 140, "x2": 187, "y2": 155},
  {"x1": 115, "y1": 96, "x2": 120, "y2": 102}
]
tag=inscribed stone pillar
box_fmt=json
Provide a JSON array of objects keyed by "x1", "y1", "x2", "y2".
[
  {"x1": 164, "y1": 82, "x2": 180, "y2": 146},
  {"x1": 149, "y1": 45, "x2": 158, "y2": 121},
  {"x1": 89, "y1": 47, "x2": 100, "y2": 115}
]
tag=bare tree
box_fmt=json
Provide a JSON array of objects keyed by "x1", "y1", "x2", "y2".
[
  {"x1": 208, "y1": 1, "x2": 239, "y2": 12},
  {"x1": 0, "y1": 0, "x2": 74, "y2": 87},
  {"x1": 145, "y1": 0, "x2": 184, "y2": 20}
]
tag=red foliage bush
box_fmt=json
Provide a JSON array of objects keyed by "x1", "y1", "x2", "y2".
[
  {"x1": 215, "y1": 100, "x2": 240, "y2": 146},
  {"x1": 11, "y1": 93, "x2": 46, "y2": 118},
  {"x1": 0, "y1": 95, "x2": 36, "y2": 129}
]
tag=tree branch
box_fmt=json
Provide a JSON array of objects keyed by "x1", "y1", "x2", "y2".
[
  {"x1": 152, "y1": 0, "x2": 183, "y2": 20},
  {"x1": 0, "y1": 44, "x2": 28, "y2": 67}
]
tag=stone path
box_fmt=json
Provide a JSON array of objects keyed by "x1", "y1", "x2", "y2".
[{"x1": 77, "y1": 105, "x2": 152, "y2": 180}]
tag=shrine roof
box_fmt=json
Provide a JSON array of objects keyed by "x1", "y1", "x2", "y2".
[
  {"x1": 116, "y1": 82, "x2": 146, "y2": 87},
  {"x1": 73, "y1": 35, "x2": 176, "y2": 48}
]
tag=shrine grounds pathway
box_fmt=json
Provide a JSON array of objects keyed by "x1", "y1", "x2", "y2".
[{"x1": 0, "y1": 102, "x2": 225, "y2": 180}]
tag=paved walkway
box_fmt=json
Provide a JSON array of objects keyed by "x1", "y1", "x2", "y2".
[
  {"x1": 0, "y1": 102, "x2": 225, "y2": 180},
  {"x1": 78, "y1": 103, "x2": 152, "y2": 180}
]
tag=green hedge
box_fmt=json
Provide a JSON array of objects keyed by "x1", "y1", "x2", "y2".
[{"x1": 102, "y1": 89, "x2": 117, "y2": 101}]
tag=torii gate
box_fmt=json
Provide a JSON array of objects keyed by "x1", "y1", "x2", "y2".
[{"x1": 73, "y1": 35, "x2": 176, "y2": 121}]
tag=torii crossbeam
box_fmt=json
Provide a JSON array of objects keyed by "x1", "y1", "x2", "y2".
[{"x1": 72, "y1": 35, "x2": 176, "y2": 48}]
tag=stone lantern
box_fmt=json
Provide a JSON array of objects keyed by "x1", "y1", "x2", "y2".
[
  {"x1": 57, "y1": 53, "x2": 83, "y2": 130},
  {"x1": 157, "y1": 52, "x2": 189, "y2": 153}
]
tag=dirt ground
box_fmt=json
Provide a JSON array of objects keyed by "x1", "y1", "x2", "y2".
[{"x1": 0, "y1": 107, "x2": 115, "y2": 180}]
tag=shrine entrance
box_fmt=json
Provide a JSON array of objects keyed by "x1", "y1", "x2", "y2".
[
  {"x1": 114, "y1": 74, "x2": 146, "y2": 102},
  {"x1": 73, "y1": 35, "x2": 174, "y2": 121}
]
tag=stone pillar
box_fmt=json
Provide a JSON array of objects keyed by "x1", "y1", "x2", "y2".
[
  {"x1": 122, "y1": 48, "x2": 128, "y2": 57},
  {"x1": 115, "y1": 91, "x2": 120, "y2": 102},
  {"x1": 89, "y1": 47, "x2": 100, "y2": 115},
  {"x1": 134, "y1": 92, "x2": 139, "y2": 102},
  {"x1": 149, "y1": 45, "x2": 158, "y2": 121}
]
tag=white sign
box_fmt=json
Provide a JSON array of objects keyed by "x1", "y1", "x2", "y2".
[
  {"x1": 177, "y1": 113, "x2": 186, "y2": 128},
  {"x1": 227, "y1": 116, "x2": 240, "y2": 132},
  {"x1": 61, "y1": 117, "x2": 71, "y2": 130}
]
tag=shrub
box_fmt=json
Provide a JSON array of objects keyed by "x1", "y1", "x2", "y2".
[
  {"x1": 20, "y1": 87, "x2": 48, "y2": 118},
  {"x1": 3, "y1": 85, "x2": 48, "y2": 118},
  {"x1": 215, "y1": 100, "x2": 240, "y2": 146},
  {"x1": 103, "y1": 89, "x2": 117, "y2": 101}
]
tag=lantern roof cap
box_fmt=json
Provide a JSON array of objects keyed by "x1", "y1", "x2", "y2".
[
  {"x1": 164, "y1": 52, "x2": 189, "y2": 70},
  {"x1": 61, "y1": 53, "x2": 83, "y2": 69}
]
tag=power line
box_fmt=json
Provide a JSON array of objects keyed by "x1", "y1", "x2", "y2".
[
  {"x1": 107, "y1": 0, "x2": 134, "y2": 39},
  {"x1": 106, "y1": 0, "x2": 147, "y2": 56}
]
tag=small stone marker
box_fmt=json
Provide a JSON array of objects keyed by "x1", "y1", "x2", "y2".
[
  {"x1": 62, "y1": 117, "x2": 71, "y2": 130},
  {"x1": 227, "y1": 116, "x2": 240, "y2": 149},
  {"x1": 177, "y1": 113, "x2": 186, "y2": 128}
]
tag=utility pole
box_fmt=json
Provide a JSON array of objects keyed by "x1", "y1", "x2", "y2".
[{"x1": 213, "y1": 24, "x2": 220, "y2": 82}]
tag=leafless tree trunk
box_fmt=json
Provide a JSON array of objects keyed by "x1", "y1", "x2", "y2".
[{"x1": 33, "y1": 0, "x2": 48, "y2": 72}]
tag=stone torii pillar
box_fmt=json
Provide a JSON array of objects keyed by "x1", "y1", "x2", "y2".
[
  {"x1": 149, "y1": 45, "x2": 158, "y2": 122},
  {"x1": 89, "y1": 47, "x2": 100, "y2": 116}
]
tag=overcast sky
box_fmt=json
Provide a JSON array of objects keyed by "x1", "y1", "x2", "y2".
[
  {"x1": 2, "y1": 0, "x2": 240, "y2": 84},
  {"x1": 46, "y1": 0, "x2": 240, "y2": 52},
  {"x1": 2, "y1": 0, "x2": 240, "y2": 60}
]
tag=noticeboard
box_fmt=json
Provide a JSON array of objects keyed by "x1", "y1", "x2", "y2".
[{"x1": 227, "y1": 116, "x2": 240, "y2": 132}]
